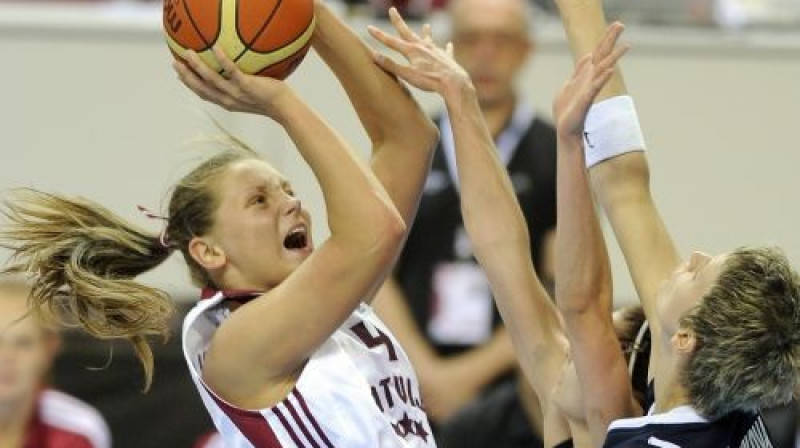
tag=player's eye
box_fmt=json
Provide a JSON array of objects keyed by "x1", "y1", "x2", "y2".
[
  {"x1": 250, "y1": 194, "x2": 267, "y2": 206},
  {"x1": 281, "y1": 182, "x2": 295, "y2": 197}
]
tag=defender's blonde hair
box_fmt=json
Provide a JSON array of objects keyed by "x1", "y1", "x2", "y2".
[{"x1": 682, "y1": 247, "x2": 800, "y2": 418}]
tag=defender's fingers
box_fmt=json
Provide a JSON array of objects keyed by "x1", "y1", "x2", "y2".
[
  {"x1": 591, "y1": 68, "x2": 617, "y2": 95},
  {"x1": 421, "y1": 23, "x2": 433, "y2": 44},
  {"x1": 373, "y1": 52, "x2": 421, "y2": 85},
  {"x1": 595, "y1": 44, "x2": 630, "y2": 74},
  {"x1": 373, "y1": 51, "x2": 404, "y2": 75},
  {"x1": 387, "y1": 7, "x2": 420, "y2": 42},
  {"x1": 574, "y1": 53, "x2": 593, "y2": 74},
  {"x1": 368, "y1": 25, "x2": 414, "y2": 55},
  {"x1": 594, "y1": 22, "x2": 625, "y2": 63}
]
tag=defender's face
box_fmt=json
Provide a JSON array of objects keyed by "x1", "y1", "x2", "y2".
[
  {"x1": 656, "y1": 251, "x2": 727, "y2": 336},
  {"x1": 210, "y1": 159, "x2": 313, "y2": 290},
  {"x1": 0, "y1": 296, "x2": 55, "y2": 406},
  {"x1": 450, "y1": 0, "x2": 531, "y2": 108}
]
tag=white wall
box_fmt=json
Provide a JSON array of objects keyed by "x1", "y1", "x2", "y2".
[{"x1": 1, "y1": 3, "x2": 799, "y2": 303}]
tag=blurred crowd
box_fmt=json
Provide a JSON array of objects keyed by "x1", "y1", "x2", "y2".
[
  {"x1": 345, "y1": 0, "x2": 800, "y2": 27},
  {"x1": 3, "y1": 0, "x2": 800, "y2": 28}
]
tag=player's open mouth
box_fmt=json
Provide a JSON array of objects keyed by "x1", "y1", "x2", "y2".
[{"x1": 283, "y1": 225, "x2": 309, "y2": 251}]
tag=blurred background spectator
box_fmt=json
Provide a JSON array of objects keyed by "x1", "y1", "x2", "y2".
[
  {"x1": 51, "y1": 302, "x2": 216, "y2": 448},
  {"x1": 0, "y1": 277, "x2": 111, "y2": 448},
  {"x1": 341, "y1": 0, "x2": 800, "y2": 27},
  {"x1": 0, "y1": 0, "x2": 799, "y2": 28}
]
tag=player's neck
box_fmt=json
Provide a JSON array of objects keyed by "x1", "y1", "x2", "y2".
[
  {"x1": 480, "y1": 95, "x2": 517, "y2": 139},
  {"x1": 0, "y1": 394, "x2": 35, "y2": 441},
  {"x1": 214, "y1": 270, "x2": 274, "y2": 299},
  {"x1": 653, "y1": 354, "x2": 692, "y2": 414}
]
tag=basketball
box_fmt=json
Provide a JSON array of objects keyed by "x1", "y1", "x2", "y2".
[{"x1": 163, "y1": 0, "x2": 315, "y2": 80}]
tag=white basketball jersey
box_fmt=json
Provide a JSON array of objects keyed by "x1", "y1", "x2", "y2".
[{"x1": 182, "y1": 291, "x2": 437, "y2": 448}]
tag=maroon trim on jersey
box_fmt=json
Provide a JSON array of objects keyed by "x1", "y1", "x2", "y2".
[
  {"x1": 283, "y1": 399, "x2": 321, "y2": 448},
  {"x1": 292, "y1": 389, "x2": 335, "y2": 448},
  {"x1": 273, "y1": 407, "x2": 307, "y2": 447},
  {"x1": 206, "y1": 391, "x2": 284, "y2": 448},
  {"x1": 200, "y1": 288, "x2": 263, "y2": 302}
]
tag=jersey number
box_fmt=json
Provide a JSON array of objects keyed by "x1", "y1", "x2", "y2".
[{"x1": 351, "y1": 321, "x2": 398, "y2": 361}]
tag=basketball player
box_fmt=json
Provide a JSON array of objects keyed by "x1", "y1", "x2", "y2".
[
  {"x1": 0, "y1": 277, "x2": 111, "y2": 448},
  {"x1": 0, "y1": 2, "x2": 439, "y2": 447},
  {"x1": 369, "y1": 12, "x2": 649, "y2": 448},
  {"x1": 551, "y1": 0, "x2": 800, "y2": 446}
]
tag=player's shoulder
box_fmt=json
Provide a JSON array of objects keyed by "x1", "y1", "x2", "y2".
[
  {"x1": 604, "y1": 405, "x2": 706, "y2": 447},
  {"x1": 39, "y1": 389, "x2": 111, "y2": 448},
  {"x1": 728, "y1": 410, "x2": 774, "y2": 448},
  {"x1": 605, "y1": 406, "x2": 774, "y2": 448}
]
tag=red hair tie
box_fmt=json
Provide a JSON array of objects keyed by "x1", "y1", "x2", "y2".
[{"x1": 137, "y1": 205, "x2": 172, "y2": 249}]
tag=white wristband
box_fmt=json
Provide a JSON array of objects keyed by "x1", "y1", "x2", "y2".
[{"x1": 583, "y1": 95, "x2": 646, "y2": 168}]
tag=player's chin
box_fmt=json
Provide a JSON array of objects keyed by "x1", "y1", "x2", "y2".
[
  {"x1": 475, "y1": 86, "x2": 507, "y2": 107},
  {"x1": 473, "y1": 79, "x2": 498, "y2": 94},
  {"x1": 283, "y1": 244, "x2": 314, "y2": 262}
]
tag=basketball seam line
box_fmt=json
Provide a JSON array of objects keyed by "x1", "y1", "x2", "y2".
[
  {"x1": 256, "y1": 41, "x2": 311, "y2": 76},
  {"x1": 183, "y1": 0, "x2": 217, "y2": 52},
  {"x1": 234, "y1": 0, "x2": 283, "y2": 62},
  {"x1": 242, "y1": 13, "x2": 314, "y2": 56}
]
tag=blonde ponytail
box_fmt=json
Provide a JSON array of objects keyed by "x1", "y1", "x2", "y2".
[{"x1": 1, "y1": 189, "x2": 173, "y2": 390}]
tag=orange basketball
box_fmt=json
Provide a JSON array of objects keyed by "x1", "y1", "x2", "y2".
[{"x1": 163, "y1": 0, "x2": 315, "y2": 80}]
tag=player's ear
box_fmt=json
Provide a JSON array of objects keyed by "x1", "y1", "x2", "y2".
[
  {"x1": 672, "y1": 327, "x2": 697, "y2": 355},
  {"x1": 189, "y1": 236, "x2": 226, "y2": 272}
]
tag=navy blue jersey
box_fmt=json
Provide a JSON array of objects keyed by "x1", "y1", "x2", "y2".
[{"x1": 604, "y1": 406, "x2": 774, "y2": 447}]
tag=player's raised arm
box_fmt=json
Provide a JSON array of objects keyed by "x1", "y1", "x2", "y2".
[
  {"x1": 368, "y1": 10, "x2": 570, "y2": 440},
  {"x1": 312, "y1": 2, "x2": 437, "y2": 228},
  {"x1": 555, "y1": 0, "x2": 680, "y2": 349},
  {"x1": 554, "y1": 4, "x2": 800, "y2": 448},
  {"x1": 552, "y1": 23, "x2": 640, "y2": 444}
]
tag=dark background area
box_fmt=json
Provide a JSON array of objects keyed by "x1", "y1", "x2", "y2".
[{"x1": 51, "y1": 304, "x2": 215, "y2": 448}]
